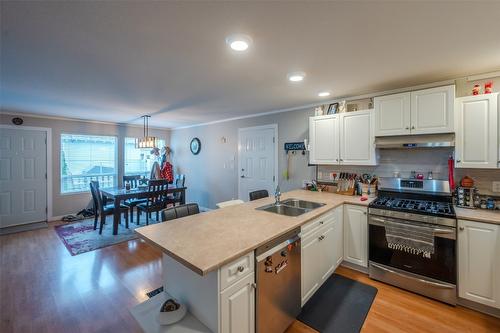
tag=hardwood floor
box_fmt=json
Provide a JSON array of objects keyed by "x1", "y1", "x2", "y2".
[{"x1": 1, "y1": 221, "x2": 500, "y2": 333}]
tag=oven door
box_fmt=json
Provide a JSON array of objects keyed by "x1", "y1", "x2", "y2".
[{"x1": 369, "y1": 214, "x2": 456, "y2": 284}]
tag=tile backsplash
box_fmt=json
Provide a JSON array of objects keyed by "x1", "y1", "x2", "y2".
[{"x1": 317, "y1": 148, "x2": 500, "y2": 196}]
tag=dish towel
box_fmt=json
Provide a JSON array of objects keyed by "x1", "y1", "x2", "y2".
[{"x1": 385, "y1": 220, "x2": 435, "y2": 259}]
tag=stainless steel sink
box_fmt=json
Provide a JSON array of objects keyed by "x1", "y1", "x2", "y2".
[
  {"x1": 280, "y1": 198, "x2": 325, "y2": 210},
  {"x1": 256, "y1": 198, "x2": 325, "y2": 217}
]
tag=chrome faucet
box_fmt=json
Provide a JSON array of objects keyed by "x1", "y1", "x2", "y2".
[{"x1": 274, "y1": 185, "x2": 281, "y2": 205}]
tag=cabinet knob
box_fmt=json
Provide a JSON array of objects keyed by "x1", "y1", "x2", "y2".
[
  {"x1": 363, "y1": 212, "x2": 367, "y2": 215},
  {"x1": 339, "y1": 159, "x2": 343, "y2": 162},
  {"x1": 411, "y1": 126, "x2": 415, "y2": 130},
  {"x1": 459, "y1": 226, "x2": 464, "y2": 231},
  {"x1": 405, "y1": 127, "x2": 410, "y2": 130},
  {"x1": 456, "y1": 160, "x2": 461, "y2": 163},
  {"x1": 319, "y1": 221, "x2": 324, "y2": 225},
  {"x1": 237, "y1": 266, "x2": 245, "y2": 273},
  {"x1": 251, "y1": 283, "x2": 257, "y2": 289}
]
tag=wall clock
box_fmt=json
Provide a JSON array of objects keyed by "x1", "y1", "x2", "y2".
[{"x1": 190, "y1": 138, "x2": 201, "y2": 155}]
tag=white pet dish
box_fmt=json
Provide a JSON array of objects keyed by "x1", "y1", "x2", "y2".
[{"x1": 156, "y1": 302, "x2": 187, "y2": 326}]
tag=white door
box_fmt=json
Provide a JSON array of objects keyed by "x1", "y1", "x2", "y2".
[
  {"x1": 301, "y1": 233, "x2": 322, "y2": 306},
  {"x1": 238, "y1": 125, "x2": 276, "y2": 201},
  {"x1": 220, "y1": 273, "x2": 255, "y2": 333},
  {"x1": 410, "y1": 85, "x2": 455, "y2": 134},
  {"x1": 374, "y1": 92, "x2": 411, "y2": 136},
  {"x1": 309, "y1": 115, "x2": 339, "y2": 164},
  {"x1": 343, "y1": 205, "x2": 368, "y2": 267},
  {"x1": 458, "y1": 219, "x2": 500, "y2": 308},
  {"x1": 455, "y1": 93, "x2": 498, "y2": 169},
  {"x1": 339, "y1": 110, "x2": 376, "y2": 165},
  {"x1": 0, "y1": 128, "x2": 47, "y2": 228}
]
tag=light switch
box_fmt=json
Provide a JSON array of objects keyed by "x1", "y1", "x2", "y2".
[{"x1": 492, "y1": 181, "x2": 500, "y2": 193}]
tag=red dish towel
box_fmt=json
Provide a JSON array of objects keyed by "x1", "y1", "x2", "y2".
[
  {"x1": 160, "y1": 161, "x2": 174, "y2": 183},
  {"x1": 448, "y1": 156, "x2": 455, "y2": 190}
]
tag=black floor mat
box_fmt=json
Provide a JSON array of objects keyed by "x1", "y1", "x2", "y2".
[{"x1": 297, "y1": 273, "x2": 377, "y2": 333}]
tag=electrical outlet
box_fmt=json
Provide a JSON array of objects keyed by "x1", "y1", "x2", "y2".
[{"x1": 492, "y1": 181, "x2": 500, "y2": 193}]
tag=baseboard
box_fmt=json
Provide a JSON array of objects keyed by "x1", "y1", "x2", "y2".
[
  {"x1": 458, "y1": 297, "x2": 500, "y2": 319},
  {"x1": 0, "y1": 221, "x2": 48, "y2": 235},
  {"x1": 341, "y1": 260, "x2": 369, "y2": 274}
]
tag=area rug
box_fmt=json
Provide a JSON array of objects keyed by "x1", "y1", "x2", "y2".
[
  {"x1": 297, "y1": 273, "x2": 378, "y2": 333},
  {"x1": 54, "y1": 217, "x2": 160, "y2": 256}
]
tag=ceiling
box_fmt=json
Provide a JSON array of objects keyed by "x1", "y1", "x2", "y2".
[{"x1": 1, "y1": 1, "x2": 500, "y2": 129}]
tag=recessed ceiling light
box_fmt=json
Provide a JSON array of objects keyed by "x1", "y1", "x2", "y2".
[
  {"x1": 287, "y1": 71, "x2": 306, "y2": 82},
  {"x1": 318, "y1": 91, "x2": 331, "y2": 97},
  {"x1": 226, "y1": 34, "x2": 252, "y2": 52}
]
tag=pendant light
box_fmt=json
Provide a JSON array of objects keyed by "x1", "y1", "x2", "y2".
[{"x1": 135, "y1": 115, "x2": 158, "y2": 149}]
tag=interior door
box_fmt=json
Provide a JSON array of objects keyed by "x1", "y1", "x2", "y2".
[
  {"x1": 0, "y1": 128, "x2": 47, "y2": 228},
  {"x1": 238, "y1": 125, "x2": 276, "y2": 201}
]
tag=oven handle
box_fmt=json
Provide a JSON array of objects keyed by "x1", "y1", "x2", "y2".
[
  {"x1": 370, "y1": 263, "x2": 455, "y2": 289},
  {"x1": 369, "y1": 216, "x2": 455, "y2": 234}
]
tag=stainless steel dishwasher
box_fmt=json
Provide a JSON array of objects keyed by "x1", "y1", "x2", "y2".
[{"x1": 255, "y1": 228, "x2": 301, "y2": 333}]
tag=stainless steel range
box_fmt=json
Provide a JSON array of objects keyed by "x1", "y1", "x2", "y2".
[{"x1": 368, "y1": 178, "x2": 457, "y2": 305}]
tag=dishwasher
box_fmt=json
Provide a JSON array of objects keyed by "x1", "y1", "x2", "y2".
[{"x1": 255, "y1": 228, "x2": 301, "y2": 333}]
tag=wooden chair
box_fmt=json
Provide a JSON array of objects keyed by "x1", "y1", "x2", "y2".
[
  {"x1": 90, "y1": 181, "x2": 129, "y2": 234},
  {"x1": 249, "y1": 189, "x2": 269, "y2": 201},
  {"x1": 136, "y1": 179, "x2": 169, "y2": 225},
  {"x1": 166, "y1": 174, "x2": 186, "y2": 207},
  {"x1": 161, "y1": 203, "x2": 200, "y2": 222},
  {"x1": 123, "y1": 175, "x2": 147, "y2": 223}
]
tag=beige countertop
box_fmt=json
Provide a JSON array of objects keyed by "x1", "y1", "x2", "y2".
[
  {"x1": 135, "y1": 190, "x2": 372, "y2": 276},
  {"x1": 455, "y1": 206, "x2": 500, "y2": 225}
]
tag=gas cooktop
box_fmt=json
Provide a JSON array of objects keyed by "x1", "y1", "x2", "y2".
[{"x1": 370, "y1": 196, "x2": 455, "y2": 217}]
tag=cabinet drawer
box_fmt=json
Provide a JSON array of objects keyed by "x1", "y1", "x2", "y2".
[
  {"x1": 301, "y1": 208, "x2": 337, "y2": 239},
  {"x1": 220, "y1": 252, "x2": 254, "y2": 291}
]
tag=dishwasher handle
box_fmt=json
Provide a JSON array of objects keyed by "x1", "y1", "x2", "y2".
[{"x1": 256, "y1": 234, "x2": 300, "y2": 262}]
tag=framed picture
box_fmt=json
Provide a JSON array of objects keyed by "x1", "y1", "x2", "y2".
[{"x1": 327, "y1": 103, "x2": 339, "y2": 114}]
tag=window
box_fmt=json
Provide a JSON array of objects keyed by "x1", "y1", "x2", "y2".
[
  {"x1": 61, "y1": 134, "x2": 117, "y2": 194},
  {"x1": 124, "y1": 137, "x2": 166, "y2": 177}
]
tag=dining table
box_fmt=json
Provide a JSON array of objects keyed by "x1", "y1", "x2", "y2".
[{"x1": 100, "y1": 185, "x2": 187, "y2": 235}]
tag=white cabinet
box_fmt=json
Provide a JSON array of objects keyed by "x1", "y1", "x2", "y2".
[
  {"x1": 455, "y1": 93, "x2": 498, "y2": 169},
  {"x1": 458, "y1": 219, "x2": 500, "y2": 309},
  {"x1": 340, "y1": 110, "x2": 376, "y2": 165},
  {"x1": 309, "y1": 110, "x2": 376, "y2": 166},
  {"x1": 220, "y1": 273, "x2": 255, "y2": 333},
  {"x1": 410, "y1": 85, "x2": 455, "y2": 134},
  {"x1": 374, "y1": 85, "x2": 455, "y2": 136},
  {"x1": 374, "y1": 92, "x2": 411, "y2": 136},
  {"x1": 343, "y1": 205, "x2": 368, "y2": 267},
  {"x1": 301, "y1": 207, "x2": 343, "y2": 305},
  {"x1": 309, "y1": 115, "x2": 339, "y2": 164}
]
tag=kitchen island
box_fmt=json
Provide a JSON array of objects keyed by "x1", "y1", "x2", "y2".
[{"x1": 132, "y1": 190, "x2": 372, "y2": 333}]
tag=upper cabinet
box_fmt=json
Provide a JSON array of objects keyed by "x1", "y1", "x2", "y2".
[
  {"x1": 309, "y1": 110, "x2": 376, "y2": 166},
  {"x1": 455, "y1": 93, "x2": 499, "y2": 169},
  {"x1": 374, "y1": 85, "x2": 455, "y2": 136},
  {"x1": 309, "y1": 115, "x2": 339, "y2": 164}
]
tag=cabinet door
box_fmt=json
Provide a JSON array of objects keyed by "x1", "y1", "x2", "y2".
[
  {"x1": 455, "y1": 93, "x2": 498, "y2": 169},
  {"x1": 333, "y1": 207, "x2": 344, "y2": 268},
  {"x1": 301, "y1": 233, "x2": 322, "y2": 306},
  {"x1": 309, "y1": 115, "x2": 339, "y2": 164},
  {"x1": 374, "y1": 92, "x2": 411, "y2": 136},
  {"x1": 220, "y1": 273, "x2": 255, "y2": 333},
  {"x1": 458, "y1": 220, "x2": 500, "y2": 308},
  {"x1": 410, "y1": 85, "x2": 455, "y2": 134},
  {"x1": 343, "y1": 205, "x2": 368, "y2": 267},
  {"x1": 339, "y1": 110, "x2": 376, "y2": 165}
]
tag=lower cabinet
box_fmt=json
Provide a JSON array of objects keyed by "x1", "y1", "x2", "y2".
[
  {"x1": 301, "y1": 207, "x2": 343, "y2": 305},
  {"x1": 458, "y1": 219, "x2": 500, "y2": 309},
  {"x1": 343, "y1": 204, "x2": 368, "y2": 267},
  {"x1": 220, "y1": 273, "x2": 255, "y2": 333}
]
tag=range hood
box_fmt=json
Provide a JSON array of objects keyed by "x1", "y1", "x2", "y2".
[{"x1": 375, "y1": 133, "x2": 455, "y2": 149}]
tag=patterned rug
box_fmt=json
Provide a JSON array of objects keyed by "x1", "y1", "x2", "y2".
[{"x1": 54, "y1": 216, "x2": 161, "y2": 256}]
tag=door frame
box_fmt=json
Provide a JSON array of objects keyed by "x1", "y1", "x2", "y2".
[
  {"x1": 237, "y1": 124, "x2": 278, "y2": 201},
  {"x1": 0, "y1": 125, "x2": 53, "y2": 221}
]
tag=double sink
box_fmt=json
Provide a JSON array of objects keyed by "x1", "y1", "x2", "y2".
[{"x1": 256, "y1": 198, "x2": 325, "y2": 217}]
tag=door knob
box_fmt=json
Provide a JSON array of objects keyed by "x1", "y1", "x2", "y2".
[{"x1": 241, "y1": 175, "x2": 245, "y2": 178}]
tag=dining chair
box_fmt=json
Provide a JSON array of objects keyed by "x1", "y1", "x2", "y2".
[
  {"x1": 166, "y1": 174, "x2": 186, "y2": 207},
  {"x1": 161, "y1": 203, "x2": 200, "y2": 222},
  {"x1": 136, "y1": 179, "x2": 169, "y2": 225},
  {"x1": 89, "y1": 181, "x2": 129, "y2": 234},
  {"x1": 123, "y1": 175, "x2": 148, "y2": 223},
  {"x1": 216, "y1": 199, "x2": 244, "y2": 208},
  {"x1": 249, "y1": 189, "x2": 269, "y2": 201}
]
